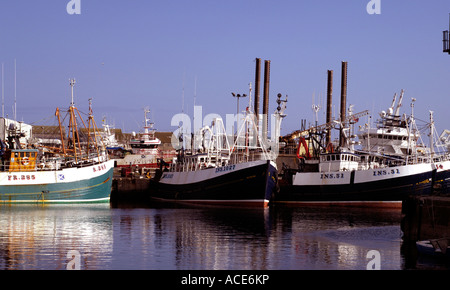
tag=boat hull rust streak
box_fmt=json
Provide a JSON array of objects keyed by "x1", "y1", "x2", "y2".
[
  {"x1": 152, "y1": 160, "x2": 277, "y2": 207},
  {"x1": 0, "y1": 160, "x2": 114, "y2": 203}
]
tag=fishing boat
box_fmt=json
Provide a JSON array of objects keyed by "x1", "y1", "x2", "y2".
[
  {"x1": 276, "y1": 91, "x2": 446, "y2": 207},
  {"x1": 100, "y1": 118, "x2": 125, "y2": 151},
  {"x1": 114, "y1": 108, "x2": 175, "y2": 170},
  {"x1": 0, "y1": 80, "x2": 114, "y2": 203},
  {"x1": 150, "y1": 94, "x2": 287, "y2": 207},
  {"x1": 416, "y1": 239, "x2": 450, "y2": 258}
]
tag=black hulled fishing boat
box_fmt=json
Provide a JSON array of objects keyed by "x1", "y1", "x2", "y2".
[
  {"x1": 151, "y1": 94, "x2": 287, "y2": 207},
  {"x1": 276, "y1": 90, "x2": 450, "y2": 207}
]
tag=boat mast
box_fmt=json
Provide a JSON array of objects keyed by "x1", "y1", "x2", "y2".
[
  {"x1": 144, "y1": 107, "x2": 149, "y2": 140},
  {"x1": 248, "y1": 82, "x2": 253, "y2": 113},
  {"x1": 73, "y1": 97, "x2": 103, "y2": 160},
  {"x1": 407, "y1": 97, "x2": 416, "y2": 159},
  {"x1": 1, "y1": 63, "x2": 4, "y2": 118},
  {"x1": 429, "y1": 110, "x2": 435, "y2": 157},
  {"x1": 68, "y1": 79, "x2": 82, "y2": 163},
  {"x1": 14, "y1": 59, "x2": 16, "y2": 122},
  {"x1": 87, "y1": 98, "x2": 102, "y2": 159},
  {"x1": 55, "y1": 107, "x2": 66, "y2": 154},
  {"x1": 70, "y1": 78, "x2": 77, "y2": 107}
]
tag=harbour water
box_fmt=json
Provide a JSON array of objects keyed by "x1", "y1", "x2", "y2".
[{"x1": 0, "y1": 201, "x2": 446, "y2": 270}]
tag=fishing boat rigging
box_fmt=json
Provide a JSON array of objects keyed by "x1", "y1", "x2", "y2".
[
  {"x1": 151, "y1": 93, "x2": 287, "y2": 207},
  {"x1": 276, "y1": 90, "x2": 449, "y2": 207},
  {"x1": 0, "y1": 79, "x2": 114, "y2": 203}
]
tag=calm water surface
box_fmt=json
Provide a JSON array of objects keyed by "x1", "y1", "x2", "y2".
[{"x1": 0, "y1": 201, "x2": 435, "y2": 270}]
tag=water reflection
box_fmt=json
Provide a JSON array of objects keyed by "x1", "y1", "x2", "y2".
[
  {"x1": 109, "y1": 203, "x2": 404, "y2": 270},
  {"x1": 0, "y1": 202, "x2": 440, "y2": 270},
  {"x1": 269, "y1": 205, "x2": 403, "y2": 270},
  {"x1": 0, "y1": 204, "x2": 113, "y2": 270}
]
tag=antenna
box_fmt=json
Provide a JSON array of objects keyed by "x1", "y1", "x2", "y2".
[
  {"x1": 181, "y1": 72, "x2": 185, "y2": 113},
  {"x1": 248, "y1": 82, "x2": 252, "y2": 111},
  {"x1": 231, "y1": 92, "x2": 247, "y2": 135},
  {"x1": 1, "y1": 63, "x2": 3, "y2": 118},
  {"x1": 88, "y1": 98, "x2": 93, "y2": 115},
  {"x1": 193, "y1": 76, "x2": 197, "y2": 141},
  {"x1": 194, "y1": 75, "x2": 197, "y2": 107},
  {"x1": 14, "y1": 59, "x2": 16, "y2": 121},
  {"x1": 69, "y1": 78, "x2": 76, "y2": 107},
  {"x1": 443, "y1": 13, "x2": 450, "y2": 54},
  {"x1": 144, "y1": 106, "x2": 150, "y2": 127},
  {"x1": 312, "y1": 91, "x2": 321, "y2": 125}
]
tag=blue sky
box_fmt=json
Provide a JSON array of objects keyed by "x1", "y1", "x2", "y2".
[{"x1": 0, "y1": 0, "x2": 449, "y2": 139}]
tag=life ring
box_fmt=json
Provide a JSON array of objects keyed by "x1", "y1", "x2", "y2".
[{"x1": 22, "y1": 157, "x2": 29, "y2": 166}]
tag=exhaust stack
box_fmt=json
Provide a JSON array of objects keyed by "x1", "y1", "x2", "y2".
[
  {"x1": 339, "y1": 61, "x2": 348, "y2": 148},
  {"x1": 254, "y1": 58, "x2": 261, "y2": 118},
  {"x1": 254, "y1": 58, "x2": 261, "y2": 138},
  {"x1": 262, "y1": 60, "x2": 270, "y2": 140},
  {"x1": 326, "y1": 70, "x2": 333, "y2": 146}
]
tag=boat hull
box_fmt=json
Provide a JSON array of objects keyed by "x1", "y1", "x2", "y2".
[
  {"x1": 416, "y1": 240, "x2": 450, "y2": 258},
  {"x1": 114, "y1": 153, "x2": 175, "y2": 168},
  {"x1": 276, "y1": 163, "x2": 435, "y2": 207},
  {"x1": 0, "y1": 160, "x2": 114, "y2": 203},
  {"x1": 434, "y1": 160, "x2": 450, "y2": 192},
  {"x1": 151, "y1": 160, "x2": 277, "y2": 207},
  {"x1": 115, "y1": 154, "x2": 159, "y2": 168}
]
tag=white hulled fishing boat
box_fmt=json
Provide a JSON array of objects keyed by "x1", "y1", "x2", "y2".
[
  {"x1": 114, "y1": 108, "x2": 175, "y2": 170},
  {"x1": 0, "y1": 80, "x2": 114, "y2": 203}
]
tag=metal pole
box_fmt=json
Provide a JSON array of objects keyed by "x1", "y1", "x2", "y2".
[
  {"x1": 340, "y1": 62, "x2": 348, "y2": 147},
  {"x1": 263, "y1": 60, "x2": 270, "y2": 141},
  {"x1": 326, "y1": 70, "x2": 333, "y2": 146}
]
